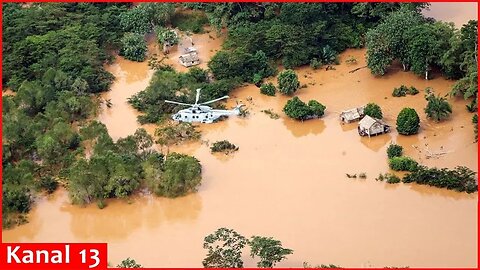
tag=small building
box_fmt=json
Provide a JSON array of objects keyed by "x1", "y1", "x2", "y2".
[
  {"x1": 340, "y1": 106, "x2": 365, "y2": 123},
  {"x1": 357, "y1": 115, "x2": 390, "y2": 137},
  {"x1": 179, "y1": 51, "x2": 200, "y2": 67}
]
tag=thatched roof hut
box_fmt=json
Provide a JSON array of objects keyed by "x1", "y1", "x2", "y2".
[
  {"x1": 358, "y1": 115, "x2": 390, "y2": 137},
  {"x1": 340, "y1": 106, "x2": 365, "y2": 123}
]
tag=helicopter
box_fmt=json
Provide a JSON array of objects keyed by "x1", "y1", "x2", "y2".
[{"x1": 165, "y1": 88, "x2": 245, "y2": 124}]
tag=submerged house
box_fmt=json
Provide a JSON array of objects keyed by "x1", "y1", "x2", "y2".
[
  {"x1": 179, "y1": 47, "x2": 200, "y2": 67},
  {"x1": 357, "y1": 115, "x2": 390, "y2": 137},
  {"x1": 340, "y1": 106, "x2": 365, "y2": 123}
]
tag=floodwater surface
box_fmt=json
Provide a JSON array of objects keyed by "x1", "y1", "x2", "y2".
[{"x1": 3, "y1": 6, "x2": 478, "y2": 268}]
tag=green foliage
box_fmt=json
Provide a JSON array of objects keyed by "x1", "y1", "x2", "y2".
[
  {"x1": 36, "y1": 176, "x2": 58, "y2": 194},
  {"x1": 156, "y1": 27, "x2": 179, "y2": 46},
  {"x1": 407, "y1": 86, "x2": 419, "y2": 95},
  {"x1": 392, "y1": 85, "x2": 408, "y2": 97},
  {"x1": 2, "y1": 187, "x2": 32, "y2": 214},
  {"x1": 389, "y1": 156, "x2": 418, "y2": 172},
  {"x1": 424, "y1": 94, "x2": 452, "y2": 122},
  {"x1": 277, "y1": 69, "x2": 300, "y2": 95},
  {"x1": 249, "y1": 236, "x2": 293, "y2": 268},
  {"x1": 120, "y1": 3, "x2": 175, "y2": 34},
  {"x1": 387, "y1": 144, "x2": 403, "y2": 159},
  {"x1": 260, "y1": 83, "x2": 276, "y2": 96},
  {"x1": 155, "y1": 122, "x2": 201, "y2": 146},
  {"x1": 364, "y1": 102, "x2": 383, "y2": 119},
  {"x1": 310, "y1": 58, "x2": 322, "y2": 70},
  {"x1": 171, "y1": 11, "x2": 208, "y2": 33},
  {"x1": 155, "y1": 153, "x2": 202, "y2": 198},
  {"x1": 210, "y1": 140, "x2": 238, "y2": 153},
  {"x1": 396, "y1": 108, "x2": 420, "y2": 135},
  {"x1": 203, "y1": 228, "x2": 248, "y2": 268},
  {"x1": 473, "y1": 114, "x2": 478, "y2": 142},
  {"x1": 283, "y1": 97, "x2": 326, "y2": 120},
  {"x1": 117, "y1": 258, "x2": 143, "y2": 268},
  {"x1": 120, "y1": 33, "x2": 147, "y2": 62},
  {"x1": 386, "y1": 174, "x2": 401, "y2": 184},
  {"x1": 208, "y1": 49, "x2": 275, "y2": 83},
  {"x1": 403, "y1": 166, "x2": 477, "y2": 193}
]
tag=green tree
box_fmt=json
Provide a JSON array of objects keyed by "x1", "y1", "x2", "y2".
[
  {"x1": 249, "y1": 236, "x2": 293, "y2": 268},
  {"x1": 424, "y1": 94, "x2": 452, "y2": 122},
  {"x1": 117, "y1": 258, "x2": 142, "y2": 268},
  {"x1": 396, "y1": 108, "x2": 420, "y2": 135},
  {"x1": 364, "y1": 102, "x2": 383, "y2": 119},
  {"x1": 307, "y1": 100, "x2": 326, "y2": 117},
  {"x1": 156, "y1": 153, "x2": 202, "y2": 198},
  {"x1": 260, "y1": 83, "x2": 276, "y2": 96},
  {"x1": 387, "y1": 144, "x2": 403, "y2": 159},
  {"x1": 277, "y1": 69, "x2": 300, "y2": 95},
  {"x1": 120, "y1": 33, "x2": 147, "y2": 62},
  {"x1": 283, "y1": 97, "x2": 312, "y2": 120},
  {"x1": 203, "y1": 228, "x2": 248, "y2": 268},
  {"x1": 389, "y1": 156, "x2": 418, "y2": 172}
]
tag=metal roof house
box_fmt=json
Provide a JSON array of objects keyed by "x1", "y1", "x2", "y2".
[
  {"x1": 340, "y1": 106, "x2": 365, "y2": 123},
  {"x1": 179, "y1": 51, "x2": 200, "y2": 67},
  {"x1": 357, "y1": 115, "x2": 390, "y2": 137}
]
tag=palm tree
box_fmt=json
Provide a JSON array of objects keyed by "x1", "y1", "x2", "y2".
[{"x1": 425, "y1": 94, "x2": 452, "y2": 122}]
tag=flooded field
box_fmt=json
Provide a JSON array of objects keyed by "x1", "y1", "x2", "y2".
[{"x1": 3, "y1": 5, "x2": 478, "y2": 268}]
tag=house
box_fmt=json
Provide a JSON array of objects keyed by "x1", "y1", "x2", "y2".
[
  {"x1": 340, "y1": 106, "x2": 365, "y2": 123},
  {"x1": 357, "y1": 115, "x2": 390, "y2": 137},
  {"x1": 179, "y1": 51, "x2": 200, "y2": 67}
]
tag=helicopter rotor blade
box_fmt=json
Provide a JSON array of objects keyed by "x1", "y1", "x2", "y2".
[
  {"x1": 164, "y1": 100, "x2": 193, "y2": 106},
  {"x1": 200, "y1": 95, "x2": 229, "y2": 105},
  {"x1": 195, "y1": 88, "x2": 201, "y2": 105}
]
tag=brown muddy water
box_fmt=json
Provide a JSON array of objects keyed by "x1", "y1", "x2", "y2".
[
  {"x1": 3, "y1": 7, "x2": 478, "y2": 268},
  {"x1": 423, "y1": 2, "x2": 478, "y2": 28}
]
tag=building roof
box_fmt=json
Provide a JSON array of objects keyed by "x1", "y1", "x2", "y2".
[
  {"x1": 359, "y1": 115, "x2": 389, "y2": 129},
  {"x1": 340, "y1": 107, "x2": 364, "y2": 121},
  {"x1": 179, "y1": 52, "x2": 200, "y2": 63}
]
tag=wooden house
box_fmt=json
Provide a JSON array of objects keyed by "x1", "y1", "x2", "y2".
[
  {"x1": 179, "y1": 51, "x2": 200, "y2": 67},
  {"x1": 340, "y1": 106, "x2": 365, "y2": 123},
  {"x1": 357, "y1": 115, "x2": 390, "y2": 137}
]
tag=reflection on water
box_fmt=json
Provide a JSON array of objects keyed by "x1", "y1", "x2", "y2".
[{"x1": 3, "y1": 5, "x2": 478, "y2": 268}]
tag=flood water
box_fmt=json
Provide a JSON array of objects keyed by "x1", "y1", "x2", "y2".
[{"x1": 3, "y1": 5, "x2": 478, "y2": 268}]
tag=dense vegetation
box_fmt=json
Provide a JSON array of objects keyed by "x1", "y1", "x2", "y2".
[
  {"x1": 392, "y1": 85, "x2": 419, "y2": 97},
  {"x1": 203, "y1": 228, "x2": 292, "y2": 268},
  {"x1": 396, "y1": 108, "x2": 420, "y2": 135},
  {"x1": 260, "y1": 83, "x2": 276, "y2": 96},
  {"x1": 283, "y1": 97, "x2": 326, "y2": 120},
  {"x1": 210, "y1": 140, "x2": 238, "y2": 153},
  {"x1": 277, "y1": 69, "x2": 300, "y2": 95},
  {"x1": 424, "y1": 93, "x2": 452, "y2": 122},
  {"x1": 389, "y1": 156, "x2": 419, "y2": 172},
  {"x1": 403, "y1": 166, "x2": 477, "y2": 193},
  {"x1": 386, "y1": 144, "x2": 403, "y2": 159}
]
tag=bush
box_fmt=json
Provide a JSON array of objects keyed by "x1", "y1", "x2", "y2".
[
  {"x1": 2, "y1": 187, "x2": 31, "y2": 213},
  {"x1": 403, "y1": 166, "x2": 477, "y2": 193},
  {"x1": 156, "y1": 153, "x2": 202, "y2": 197},
  {"x1": 171, "y1": 11, "x2": 208, "y2": 33},
  {"x1": 407, "y1": 86, "x2": 419, "y2": 95},
  {"x1": 389, "y1": 156, "x2": 418, "y2": 172},
  {"x1": 36, "y1": 176, "x2": 58, "y2": 194},
  {"x1": 260, "y1": 83, "x2": 276, "y2": 96},
  {"x1": 425, "y1": 94, "x2": 452, "y2": 122},
  {"x1": 120, "y1": 33, "x2": 147, "y2": 62},
  {"x1": 310, "y1": 58, "x2": 322, "y2": 70},
  {"x1": 277, "y1": 69, "x2": 300, "y2": 95},
  {"x1": 364, "y1": 102, "x2": 383, "y2": 119},
  {"x1": 283, "y1": 97, "x2": 326, "y2": 120},
  {"x1": 210, "y1": 140, "x2": 238, "y2": 153},
  {"x1": 396, "y1": 108, "x2": 420, "y2": 135},
  {"x1": 386, "y1": 174, "x2": 401, "y2": 184},
  {"x1": 392, "y1": 85, "x2": 408, "y2": 97},
  {"x1": 387, "y1": 144, "x2": 403, "y2": 159},
  {"x1": 307, "y1": 100, "x2": 326, "y2": 117}
]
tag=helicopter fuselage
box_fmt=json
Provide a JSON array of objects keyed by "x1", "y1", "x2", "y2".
[{"x1": 171, "y1": 106, "x2": 242, "y2": 123}]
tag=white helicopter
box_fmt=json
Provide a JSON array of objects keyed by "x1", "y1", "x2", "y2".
[{"x1": 165, "y1": 88, "x2": 244, "y2": 123}]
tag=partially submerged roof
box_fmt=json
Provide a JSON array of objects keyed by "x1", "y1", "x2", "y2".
[
  {"x1": 341, "y1": 106, "x2": 365, "y2": 121},
  {"x1": 359, "y1": 115, "x2": 389, "y2": 129}
]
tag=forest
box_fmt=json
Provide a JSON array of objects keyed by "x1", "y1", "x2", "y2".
[{"x1": 2, "y1": 2, "x2": 478, "y2": 229}]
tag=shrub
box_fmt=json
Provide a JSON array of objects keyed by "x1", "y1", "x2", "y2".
[
  {"x1": 407, "y1": 86, "x2": 419, "y2": 95},
  {"x1": 396, "y1": 108, "x2": 420, "y2": 135},
  {"x1": 392, "y1": 85, "x2": 408, "y2": 97},
  {"x1": 155, "y1": 123, "x2": 201, "y2": 146},
  {"x1": 156, "y1": 153, "x2": 202, "y2": 197},
  {"x1": 307, "y1": 100, "x2": 326, "y2": 117},
  {"x1": 277, "y1": 69, "x2": 300, "y2": 95},
  {"x1": 425, "y1": 94, "x2": 452, "y2": 122},
  {"x1": 403, "y1": 166, "x2": 477, "y2": 193},
  {"x1": 210, "y1": 140, "x2": 238, "y2": 153},
  {"x1": 310, "y1": 58, "x2": 322, "y2": 70},
  {"x1": 387, "y1": 144, "x2": 403, "y2": 159},
  {"x1": 386, "y1": 174, "x2": 401, "y2": 184},
  {"x1": 364, "y1": 102, "x2": 383, "y2": 119},
  {"x1": 389, "y1": 156, "x2": 418, "y2": 172},
  {"x1": 260, "y1": 83, "x2": 276, "y2": 96},
  {"x1": 36, "y1": 176, "x2": 58, "y2": 194}
]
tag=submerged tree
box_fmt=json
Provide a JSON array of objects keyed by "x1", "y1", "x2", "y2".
[
  {"x1": 277, "y1": 69, "x2": 300, "y2": 95},
  {"x1": 424, "y1": 93, "x2": 452, "y2": 122},
  {"x1": 249, "y1": 236, "x2": 293, "y2": 268},
  {"x1": 364, "y1": 102, "x2": 383, "y2": 119},
  {"x1": 116, "y1": 258, "x2": 142, "y2": 268},
  {"x1": 396, "y1": 108, "x2": 420, "y2": 135},
  {"x1": 203, "y1": 228, "x2": 248, "y2": 268},
  {"x1": 120, "y1": 33, "x2": 147, "y2": 62}
]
